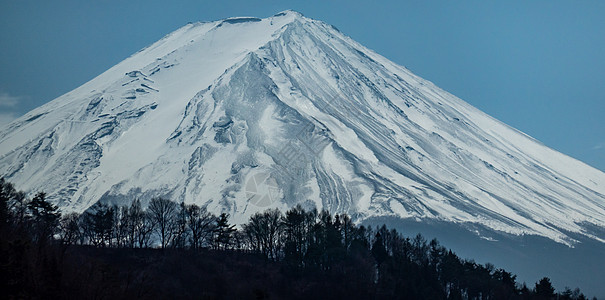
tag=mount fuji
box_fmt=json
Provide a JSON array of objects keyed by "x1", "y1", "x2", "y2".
[{"x1": 1, "y1": 11, "x2": 604, "y2": 251}]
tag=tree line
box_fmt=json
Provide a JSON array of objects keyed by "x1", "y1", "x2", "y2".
[{"x1": 0, "y1": 178, "x2": 593, "y2": 299}]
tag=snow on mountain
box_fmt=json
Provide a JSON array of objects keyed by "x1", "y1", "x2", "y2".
[{"x1": 1, "y1": 10, "x2": 604, "y2": 245}]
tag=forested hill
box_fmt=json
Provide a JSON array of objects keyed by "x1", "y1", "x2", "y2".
[{"x1": 0, "y1": 178, "x2": 594, "y2": 299}]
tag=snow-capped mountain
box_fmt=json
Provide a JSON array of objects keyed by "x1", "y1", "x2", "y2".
[{"x1": 1, "y1": 10, "x2": 604, "y2": 246}]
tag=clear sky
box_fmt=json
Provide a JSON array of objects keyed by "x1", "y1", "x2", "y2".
[{"x1": 1, "y1": 0, "x2": 604, "y2": 172}]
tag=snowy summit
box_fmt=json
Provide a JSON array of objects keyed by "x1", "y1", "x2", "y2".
[{"x1": 0, "y1": 10, "x2": 604, "y2": 246}]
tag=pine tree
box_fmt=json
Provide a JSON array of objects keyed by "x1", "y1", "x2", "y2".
[
  {"x1": 371, "y1": 231, "x2": 388, "y2": 265},
  {"x1": 27, "y1": 192, "x2": 60, "y2": 243},
  {"x1": 214, "y1": 213, "x2": 236, "y2": 250},
  {"x1": 535, "y1": 277, "x2": 556, "y2": 299}
]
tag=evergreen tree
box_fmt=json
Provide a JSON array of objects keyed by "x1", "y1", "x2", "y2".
[
  {"x1": 535, "y1": 277, "x2": 556, "y2": 299},
  {"x1": 339, "y1": 213, "x2": 355, "y2": 254},
  {"x1": 371, "y1": 231, "x2": 388, "y2": 265},
  {"x1": 214, "y1": 213, "x2": 236, "y2": 250},
  {"x1": 282, "y1": 205, "x2": 314, "y2": 266},
  {"x1": 27, "y1": 192, "x2": 60, "y2": 243}
]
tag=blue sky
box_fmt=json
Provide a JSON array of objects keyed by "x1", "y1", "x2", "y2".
[{"x1": 1, "y1": 0, "x2": 604, "y2": 172}]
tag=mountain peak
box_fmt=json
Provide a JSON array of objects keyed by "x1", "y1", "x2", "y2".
[
  {"x1": 273, "y1": 10, "x2": 304, "y2": 18},
  {"x1": 0, "y1": 11, "x2": 604, "y2": 247}
]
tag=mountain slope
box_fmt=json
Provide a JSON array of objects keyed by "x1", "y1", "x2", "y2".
[{"x1": 1, "y1": 10, "x2": 604, "y2": 246}]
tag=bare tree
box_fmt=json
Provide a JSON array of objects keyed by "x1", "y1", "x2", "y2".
[
  {"x1": 170, "y1": 202, "x2": 189, "y2": 248},
  {"x1": 125, "y1": 199, "x2": 153, "y2": 248},
  {"x1": 80, "y1": 203, "x2": 115, "y2": 247},
  {"x1": 148, "y1": 198, "x2": 177, "y2": 248},
  {"x1": 113, "y1": 205, "x2": 130, "y2": 247},
  {"x1": 186, "y1": 204, "x2": 215, "y2": 250},
  {"x1": 59, "y1": 212, "x2": 81, "y2": 245},
  {"x1": 137, "y1": 211, "x2": 154, "y2": 248},
  {"x1": 1, "y1": 178, "x2": 28, "y2": 230},
  {"x1": 0, "y1": 177, "x2": 15, "y2": 228},
  {"x1": 243, "y1": 208, "x2": 283, "y2": 260}
]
